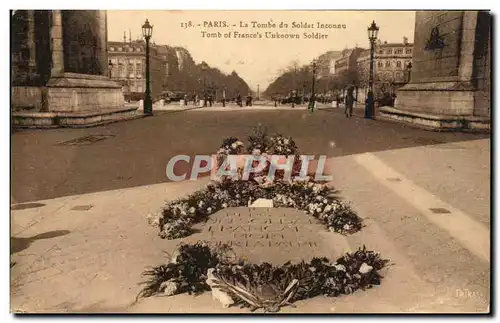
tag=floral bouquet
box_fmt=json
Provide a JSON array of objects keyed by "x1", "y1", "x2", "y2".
[
  {"x1": 216, "y1": 137, "x2": 245, "y2": 170},
  {"x1": 249, "y1": 134, "x2": 303, "y2": 183},
  {"x1": 268, "y1": 134, "x2": 298, "y2": 156},
  {"x1": 247, "y1": 125, "x2": 272, "y2": 156},
  {"x1": 138, "y1": 243, "x2": 389, "y2": 312}
]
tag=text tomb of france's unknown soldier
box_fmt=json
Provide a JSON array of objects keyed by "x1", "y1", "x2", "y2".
[{"x1": 179, "y1": 20, "x2": 348, "y2": 40}]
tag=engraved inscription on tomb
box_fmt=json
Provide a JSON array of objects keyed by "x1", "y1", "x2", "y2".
[{"x1": 203, "y1": 208, "x2": 320, "y2": 249}]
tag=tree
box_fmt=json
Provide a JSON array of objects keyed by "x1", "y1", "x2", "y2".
[{"x1": 264, "y1": 61, "x2": 317, "y2": 98}]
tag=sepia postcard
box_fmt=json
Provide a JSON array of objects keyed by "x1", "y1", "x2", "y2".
[{"x1": 10, "y1": 9, "x2": 491, "y2": 314}]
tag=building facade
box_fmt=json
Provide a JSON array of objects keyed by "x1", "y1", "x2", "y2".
[
  {"x1": 357, "y1": 39, "x2": 414, "y2": 103},
  {"x1": 107, "y1": 39, "x2": 197, "y2": 101},
  {"x1": 316, "y1": 50, "x2": 342, "y2": 78},
  {"x1": 108, "y1": 40, "x2": 167, "y2": 101},
  {"x1": 334, "y1": 47, "x2": 365, "y2": 80},
  {"x1": 312, "y1": 50, "x2": 343, "y2": 98}
]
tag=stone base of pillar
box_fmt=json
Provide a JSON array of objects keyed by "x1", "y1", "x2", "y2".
[
  {"x1": 44, "y1": 72, "x2": 124, "y2": 113},
  {"x1": 379, "y1": 80, "x2": 491, "y2": 132},
  {"x1": 393, "y1": 81, "x2": 478, "y2": 116},
  {"x1": 11, "y1": 86, "x2": 44, "y2": 112},
  {"x1": 11, "y1": 107, "x2": 142, "y2": 128},
  {"x1": 378, "y1": 106, "x2": 490, "y2": 132},
  {"x1": 11, "y1": 73, "x2": 141, "y2": 128}
]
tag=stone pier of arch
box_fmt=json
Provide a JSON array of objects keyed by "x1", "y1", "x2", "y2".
[
  {"x1": 11, "y1": 10, "x2": 137, "y2": 128},
  {"x1": 379, "y1": 11, "x2": 490, "y2": 132}
]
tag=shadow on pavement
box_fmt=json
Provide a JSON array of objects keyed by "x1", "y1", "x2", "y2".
[
  {"x1": 11, "y1": 202, "x2": 46, "y2": 210},
  {"x1": 11, "y1": 230, "x2": 71, "y2": 255},
  {"x1": 154, "y1": 107, "x2": 202, "y2": 114}
]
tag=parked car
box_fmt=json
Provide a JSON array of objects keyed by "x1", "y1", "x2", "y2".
[
  {"x1": 280, "y1": 96, "x2": 301, "y2": 104},
  {"x1": 167, "y1": 92, "x2": 186, "y2": 102}
]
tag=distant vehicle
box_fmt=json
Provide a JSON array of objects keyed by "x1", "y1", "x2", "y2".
[
  {"x1": 162, "y1": 91, "x2": 186, "y2": 102},
  {"x1": 281, "y1": 96, "x2": 301, "y2": 104},
  {"x1": 245, "y1": 95, "x2": 253, "y2": 106}
]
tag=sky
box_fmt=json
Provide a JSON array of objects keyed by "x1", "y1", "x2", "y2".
[{"x1": 107, "y1": 10, "x2": 415, "y2": 91}]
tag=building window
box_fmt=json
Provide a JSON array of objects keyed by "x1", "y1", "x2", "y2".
[
  {"x1": 378, "y1": 61, "x2": 383, "y2": 67},
  {"x1": 136, "y1": 47, "x2": 141, "y2": 52},
  {"x1": 109, "y1": 47, "x2": 115, "y2": 52},
  {"x1": 127, "y1": 65, "x2": 134, "y2": 79},
  {"x1": 406, "y1": 49, "x2": 412, "y2": 54},
  {"x1": 395, "y1": 49, "x2": 403, "y2": 54},
  {"x1": 379, "y1": 50, "x2": 384, "y2": 54},
  {"x1": 129, "y1": 59, "x2": 134, "y2": 64},
  {"x1": 385, "y1": 61, "x2": 391, "y2": 67},
  {"x1": 387, "y1": 49, "x2": 393, "y2": 54},
  {"x1": 396, "y1": 61, "x2": 402, "y2": 68},
  {"x1": 118, "y1": 47, "x2": 123, "y2": 52}
]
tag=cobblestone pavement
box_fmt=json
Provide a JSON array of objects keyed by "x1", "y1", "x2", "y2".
[{"x1": 11, "y1": 107, "x2": 488, "y2": 203}]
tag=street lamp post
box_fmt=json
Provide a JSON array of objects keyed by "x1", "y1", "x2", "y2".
[
  {"x1": 292, "y1": 66, "x2": 296, "y2": 108},
  {"x1": 203, "y1": 78, "x2": 206, "y2": 106},
  {"x1": 209, "y1": 82, "x2": 215, "y2": 107},
  {"x1": 308, "y1": 60, "x2": 317, "y2": 111},
  {"x1": 302, "y1": 82, "x2": 307, "y2": 104},
  {"x1": 201, "y1": 62, "x2": 208, "y2": 107},
  {"x1": 292, "y1": 64, "x2": 297, "y2": 108},
  {"x1": 365, "y1": 20, "x2": 379, "y2": 119},
  {"x1": 142, "y1": 19, "x2": 153, "y2": 116},
  {"x1": 406, "y1": 62, "x2": 413, "y2": 83}
]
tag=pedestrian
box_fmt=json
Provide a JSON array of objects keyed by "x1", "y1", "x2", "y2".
[
  {"x1": 237, "y1": 94, "x2": 242, "y2": 107},
  {"x1": 345, "y1": 82, "x2": 357, "y2": 118},
  {"x1": 308, "y1": 95, "x2": 315, "y2": 112}
]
